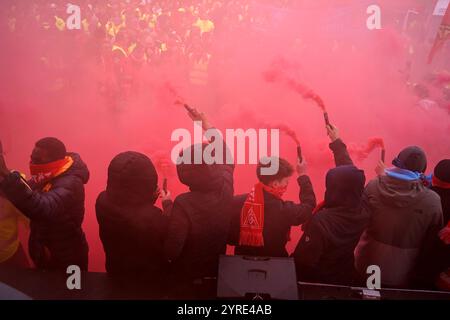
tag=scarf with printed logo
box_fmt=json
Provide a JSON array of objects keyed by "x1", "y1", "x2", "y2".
[{"x1": 239, "y1": 182, "x2": 286, "y2": 247}]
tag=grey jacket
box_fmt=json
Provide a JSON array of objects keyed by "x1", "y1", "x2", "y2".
[{"x1": 355, "y1": 175, "x2": 443, "y2": 288}]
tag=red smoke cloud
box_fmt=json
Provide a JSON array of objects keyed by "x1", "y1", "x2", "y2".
[{"x1": 0, "y1": 1, "x2": 449, "y2": 271}]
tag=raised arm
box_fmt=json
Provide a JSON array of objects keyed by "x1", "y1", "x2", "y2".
[
  {"x1": 327, "y1": 125, "x2": 354, "y2": 166},
  {"x1": 281, "y1": 158, "x2": 317, "y2": 226},
  {"x1": 185, "y1": 106, "x2": 235, "y2": 201}
]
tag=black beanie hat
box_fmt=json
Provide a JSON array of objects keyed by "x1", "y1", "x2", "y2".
[
  {"x1": 434, "y1": 159, "x2": 450, "y2": 183},
  {"x1": 392, "y1": 146, "x2": 427, "y2": 173},
  {"x1": 35, "y1": 137, "x2": 67, "y2": 162}
]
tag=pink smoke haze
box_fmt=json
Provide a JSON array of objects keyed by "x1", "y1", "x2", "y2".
[
  {"x1": 349, "y1": 137, "x2": 386, "y2": 161},
  {"x1": 0, "y1": 1, "x2": 449, "y2": 271}
]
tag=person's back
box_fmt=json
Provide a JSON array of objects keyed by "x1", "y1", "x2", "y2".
[
  {"x1": 229, "y1": 157, "x2": 315, "y2": 257},
  {"x1": 294, "y1": 126, "x2": 368, "y2": 285},
  {"x1": 355, "y1": 146, "x2": 443, "y2": 288},
  {"x1": 96, "y1": 151, "x2": 172, "y2": 279},
  {"x1": 165, "y1": 146, "x2": 234, "y2": 281},
  {"x1": 423, "y1": 159, "x2": 450, "y2": 290},
  {"x1": 163, "y1": 108, "x2": 234, "y2": 287}
]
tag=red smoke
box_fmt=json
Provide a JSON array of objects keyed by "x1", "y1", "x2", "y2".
[
  {"x1": 350, "y1": 137, "x2": 386, "y2": 161},
  {"x1": 263, "y1": 122, "x2": 300, "y2": 146},
  {"x1": 1, "y1": 1, "x2": 449, "y2": 271},
  {"x1": 264, "y1": 58, "x2": 327, "y2": 111}
]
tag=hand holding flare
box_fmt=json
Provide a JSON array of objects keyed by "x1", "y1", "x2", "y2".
[
  {"x1": 177, "y1": 102, "x2": 212, "y2": 131},
  {"x1": 357, "y1": 137, "x2": 386, "y2": 162}
]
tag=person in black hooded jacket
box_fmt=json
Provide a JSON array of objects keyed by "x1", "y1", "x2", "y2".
[
  {"x1": 96, "y1": 151, "x2": 172, "y2": 282},
  {"x1": 0, "y1": 137, "x2": 89, "y2": 270},
  {"x1": 414, "y1": 159, "x2": 450, "y2": 290},
  {"x1": 164, "y1": 107, "x2": 234, "y2": 294},
  {"x1": 293, "y1": 125, "x2": 368, "y2": 286}
]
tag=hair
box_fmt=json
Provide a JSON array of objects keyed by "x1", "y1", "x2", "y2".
[
  {"x1": 257, "y1": 157, "x2": 294, "y2": 185},
  {"x1": 35, "y1": 137, "x2": 67, "y2": 162}
]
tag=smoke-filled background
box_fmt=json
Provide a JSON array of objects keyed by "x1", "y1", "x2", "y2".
[{"x1": 0, "y1": 0, "x2": 449, "y2": 271}]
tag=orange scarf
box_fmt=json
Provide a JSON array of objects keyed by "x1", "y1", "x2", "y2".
[
  {"x1": 30, "y1": 156, "x2": 73, "y2": 186},
  {"x1": 239, "y1": 182, "x2": 285, "y2": 247}
]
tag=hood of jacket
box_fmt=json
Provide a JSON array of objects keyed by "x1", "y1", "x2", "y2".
[
  {"x1": 61, "y1": 152, "x2": 90, "y2": 184},
  {"x1": 376, "y1": 175, "x2": 428, "y2": 208},
  {"x1": 106, "y1": 151, "x2": 158, "y2": 206},
  {"x1": 324, "y1": 165, "x2": 366, "y2": 209},
  {"x1": 176, "y1": 144, "x2": 225, "y2": 192}
]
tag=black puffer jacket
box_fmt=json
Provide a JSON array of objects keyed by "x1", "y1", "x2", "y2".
[
  {"x1": 0, "y1": 153, "x2": 89, "y2": 270},
  {"x1": 96, "y1": 151, "x2": 171, "y2": 278},
  {"x1": 164, "y1": 137, "x2": 234, "y2": 282}
]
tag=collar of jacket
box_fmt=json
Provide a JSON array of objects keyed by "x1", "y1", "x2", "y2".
[{"x1": 384, "y1": 167, "x2": 421, "y2": 181}]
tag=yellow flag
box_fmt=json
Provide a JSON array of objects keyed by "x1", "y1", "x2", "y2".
[
  {"x1": 82, "y1": 19, "x2": 89, "y2": 32},
  {"x1": 54, "y1": 16, "x2": 65, "y2": 31},
  {"x1": 193, "y1": 18, "x2": 214, "y2": 35},
  {"x1": 128, "y1": 42, "x2": 137, "y2": 55}
]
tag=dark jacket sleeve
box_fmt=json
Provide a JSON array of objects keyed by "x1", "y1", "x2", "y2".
[
  {"x1": 361, "y1": 184, "x2": 374, "y2": 221},
  {"x1": 162, "y1": 199, "x2": 173, "y2": 215},
  {"x1": 329, "y1": 138, "x2": 353, "y2": 167},
  {"x1": 0, "y1": 171, "x2": 80, "y2": 222},
  {"x1": 293, "y1": 220, "x2": 327, "y2": 281},
  {"x1": 206, "y1": 127, "x2": 235, "y2": 202},
  {"x1": 163, "y1": 199, "x2": 190, "y2": 262},
  {"x1": 281, "y1": 175, "x2": 316, "y2": 226}
]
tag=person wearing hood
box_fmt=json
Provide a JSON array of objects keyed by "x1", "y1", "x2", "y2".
[
  {"x1": 96, "y1": 152, "x2": 172, "y2": 281},
  {"x1": 354, "y1": 146, "x2": 443, "y2": 288},
  {"x1": 292, "y1": 125, "x2": 368, "y2": 285},
  {"x1": 423, "y1": 159, "x2": 450, "y2": 290},
  {"x1": 163, "y1": 107, "x2": 234, "y2": 296},
  {"x1": 0, "y1": 137, "x2": 90, "y2": 270},
  {"x1": 228, "y1": 155, "x2": 315, "y2": 258}
]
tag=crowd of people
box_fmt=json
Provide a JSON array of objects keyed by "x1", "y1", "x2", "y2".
[
  {"x1": 0, "y1": 106, "x2": 449, "y2": 298},
  {"x1": 2, "y1": 0, "x2": 298, "y2": 111},
  {"x1": 4, "y1": 1, "x2": 449, "y2": 114},
  {"x1": 0, "y1": 0, "x2": 449, "y2": 299}
]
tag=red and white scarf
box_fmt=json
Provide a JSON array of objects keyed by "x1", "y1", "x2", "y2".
[{"x1": 239, "y1": 182, "x2": 286, "y2": 247}]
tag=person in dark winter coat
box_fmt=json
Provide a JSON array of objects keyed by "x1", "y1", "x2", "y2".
[
  {"x1": 0, "y1": 137, "x2": 89, "y2": 270},
  {"x1": 432, "y1": 160, "x2": 450, "y2": 227},
  {"x1": 96, "y1": 151, "x2": 172, "y2": 281},
  {"x1": 419, "y1": 159, "x2": 450, "y2": 290},
  {"x1": 354, "y1": 146, "x2": 443, "y2": 288},
  {"x1": 293, "y1": 125, "x2": 368, "y2": 286},
  {"x1": 164, "y1": 108, "x2": 234, "y2": 289},
  {"x1": 228, "y1": 155, "x2": 316, "y2": 258}
]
